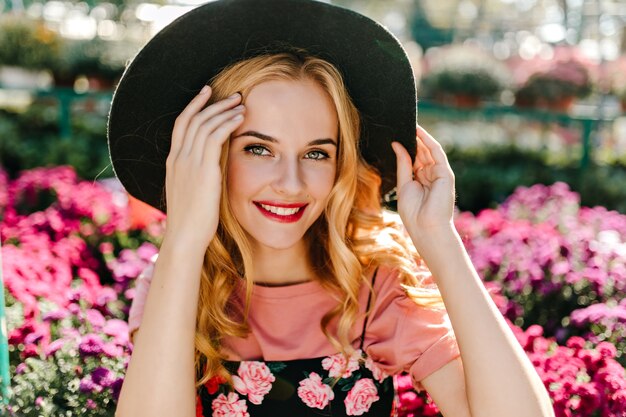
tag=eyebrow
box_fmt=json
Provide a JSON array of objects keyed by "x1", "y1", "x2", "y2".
[{"x1": 232, "y1": 130, "x2": 337, "y2": 147}]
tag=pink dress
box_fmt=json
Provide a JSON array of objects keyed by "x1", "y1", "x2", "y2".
[{"x1": 128, "y1": 256, "x2": 461, "y2": 394}]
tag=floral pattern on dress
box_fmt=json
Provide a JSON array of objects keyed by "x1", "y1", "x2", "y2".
[
  {"x1": 314, "y1": 350, "x2": 384, "y2": 415},
  {"x1": 344, "y1": 378, "x2": 379, "y2": 416},
  {"x1": 232, "y1": 361, "x2": 276, "y2": 405},
  {"x1": 196, "y1": 352, "x2": 393, "y2": 417},
  {"x1": 297, "y1": 371, "x2": 335, "y2": 409},
  {"x1": 211, "y1": 392, "x2": 250, "y2": 417},
  {"x1": 321, "y1": 349, "x2": 362, "y2": 378}
]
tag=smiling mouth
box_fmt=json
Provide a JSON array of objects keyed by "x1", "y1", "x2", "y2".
[{"x1": 253, "y1": 202, "x2": 308, "y2": 223}]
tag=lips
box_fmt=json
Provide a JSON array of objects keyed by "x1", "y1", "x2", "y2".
[{"x1": 253, "y1": 201, "x2": 308, "y2": 223}]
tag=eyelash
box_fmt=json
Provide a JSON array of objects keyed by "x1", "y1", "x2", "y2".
[{"x1": 243, "y1": 145, "x2": 330, "y2": 161}]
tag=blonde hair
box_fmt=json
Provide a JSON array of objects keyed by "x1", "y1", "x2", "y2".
[{"x1": 193, "y1": 51, "x2": 444, "y2": 390}]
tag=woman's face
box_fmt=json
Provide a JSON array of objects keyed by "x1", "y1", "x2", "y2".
[{"x1": 227, "y1": 78, "x2": 338, "y2": 251}]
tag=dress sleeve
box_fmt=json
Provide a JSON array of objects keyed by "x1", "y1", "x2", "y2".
[
  {"x1": 362, "y1": 265, "x2": 461, "y2": 393},
  {"x1": 127, "y1": 254, "x2": 158, "y2": 342}
]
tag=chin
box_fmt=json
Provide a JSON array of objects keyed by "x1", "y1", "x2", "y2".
[{"x1": 248, "y1": 231, "x2": 308, "y2": 252}]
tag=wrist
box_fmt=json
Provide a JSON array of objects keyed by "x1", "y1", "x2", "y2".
[
  {"x1": 407, "y1": 222, "x2": 462, "y2": 257},
  {"x1": 161, "y1": 230, "x2": 211, "y2": 259},
  {"x1": 406, "y1": 221, "x2": 458, "y2": 246}
]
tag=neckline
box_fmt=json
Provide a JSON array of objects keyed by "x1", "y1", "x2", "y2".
[
  {"x1": 235, "y1": 265, "x2": 379, "y2": 299},
  {"x1": 236, "y1": 277, "x2": 324, "y2": 299},
  {"x1": 253, "y1": 279, "x2": 313, "y2": 287}
]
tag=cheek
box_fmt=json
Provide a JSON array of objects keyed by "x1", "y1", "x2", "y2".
[
  {"x1": 226, "y1": 157, "x2": 253, "y2": 203},
  {"x1": 304, "y1": 165, "x2": 336, "y2": 198}
]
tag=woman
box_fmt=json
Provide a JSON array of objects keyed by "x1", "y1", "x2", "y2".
[{"x1": 109, "y1": 1, "x2": 554, "y2": 416}]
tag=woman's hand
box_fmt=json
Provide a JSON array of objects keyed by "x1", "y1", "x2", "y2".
[
  {"x1": 391, "y1": 125, "x2": 456, "y2": 244},
  {"x1": 164, "y1": 86, "x2": 245, "y2": 250}
]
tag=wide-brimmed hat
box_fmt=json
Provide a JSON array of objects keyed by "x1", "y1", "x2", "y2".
[{"x1": 107, "y1": 0, "x2": 416, "y2": 213}]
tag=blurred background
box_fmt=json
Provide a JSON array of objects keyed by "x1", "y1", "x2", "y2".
[
  {"x1": 0, "y1": 0, "x2": 625, "y2": 212},
  {"x1": 2, "y1": 1, "x2": 626, "y2": 416}
]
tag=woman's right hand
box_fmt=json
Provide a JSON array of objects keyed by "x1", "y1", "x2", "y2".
[{"x1": 164, "y1": 86, "x2": 245, "y2": 250}]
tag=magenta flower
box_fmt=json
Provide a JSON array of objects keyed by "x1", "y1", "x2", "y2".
[
  {"x1": 79, "y1": 376, "x2": 99, "y2": 394},
  {"x1": 78, "y1": 334, "x2": 105, "y2": 357},
  {"x1": 91, "y1": 366, "x2": 116, "y2": 388}
]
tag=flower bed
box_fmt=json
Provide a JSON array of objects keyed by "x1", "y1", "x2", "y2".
[
  {"x1": 1, "y1": 167, "x2": 625, "y2": 416},
  {"x1": 1, "y1": 166, "x2": 162, "y2": 415}
]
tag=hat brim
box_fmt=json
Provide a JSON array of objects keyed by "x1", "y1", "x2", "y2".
[{"x1": 108, "y1": 0, "x2": 417, "y2": 213}]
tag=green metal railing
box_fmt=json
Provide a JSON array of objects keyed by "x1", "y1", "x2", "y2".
[
  {"x1": 416, "y1": 100, "x2": 616, "y2": 170},
  {"x1": 34, "y1": 87, "x2": 114, "y2": 141}
]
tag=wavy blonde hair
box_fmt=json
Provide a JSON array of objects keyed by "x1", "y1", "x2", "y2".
[{"x1": 193, "y1": 51, "x2": 444, "y2": 389}]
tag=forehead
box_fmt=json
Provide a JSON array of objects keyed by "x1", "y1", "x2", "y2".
[{"x1": 235, "y1": 78, "x2": 338, "y2": 142}]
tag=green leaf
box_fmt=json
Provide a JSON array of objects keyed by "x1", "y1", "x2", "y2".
[{"x1": 267, "y1": 362, "x2": 287, "y2": 373}]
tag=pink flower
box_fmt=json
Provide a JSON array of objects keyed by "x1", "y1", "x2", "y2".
[
  {"x1": 86, "y1": 399, "x2": 97, "y2": 409},
  {"x1": 297, "y1": 372, "x2": 334, "y2": 410},
  {"x1": 211, "y1": 392, "x2": 250, "y2": 417},
  {"x1": 344, "y1": 378, "x2": 379, "y2": 416},
  {"x1": 44, "y1": 339, "x2": 66, "y2": 357},
  {"x1": 322, "y1": 350, "x2": 362, "y2": 378},
  {"x1": 232, "y1": 361, "x2": 275, "y2": 405},
  {"x1": 364, "y1": 357, "x2": 389, "y2": 382}
]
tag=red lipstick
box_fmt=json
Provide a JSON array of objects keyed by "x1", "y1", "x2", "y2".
[{"x1": 253, "y1": 201, "x2": 308, "y2": 223}]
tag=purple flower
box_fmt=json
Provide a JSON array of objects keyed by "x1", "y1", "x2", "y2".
[
  {"x1": 79, "y1": 376, "x2": 98, "y2": 394},
  {"x1": 78, "y1": 333, "x2": 105, "y2": 357},
  {"x1": 91, "y1": 366, "x2": 116, "y2": 388},
  {"x1": 111, "y1": 377, "x2": 124, "y2": 401}
]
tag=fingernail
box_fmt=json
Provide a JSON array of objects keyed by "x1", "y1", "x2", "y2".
[
  {"x1": 229, "y1": 92, "x2": 241, "y2": 99},
  {"x1": 200, "y1": 85, "x2": 210, "y2": 94}
]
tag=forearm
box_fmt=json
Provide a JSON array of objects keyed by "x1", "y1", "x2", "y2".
[
  {"x1": 409, "y1": 224, "x2": 554, "y2": 417},
  {"x1": 115, "y1": 235, "x2": 206, "y2": 417}
]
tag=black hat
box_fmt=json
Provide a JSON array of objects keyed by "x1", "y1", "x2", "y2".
[{"x1": 107, "y1": 0, "x2": 417, "y2": 213}]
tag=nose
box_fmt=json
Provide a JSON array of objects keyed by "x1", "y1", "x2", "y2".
[{"x1": 272, "y1": 156, "x2": 306, "y2": 196}]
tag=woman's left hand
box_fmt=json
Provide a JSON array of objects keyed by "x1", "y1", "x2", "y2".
[{"x1": 391, "y1": 125, "x2": 456, "y2": 241}]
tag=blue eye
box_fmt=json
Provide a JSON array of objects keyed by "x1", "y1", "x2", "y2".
[
  {"x1": 244, "y1": 145, "x2": 271, "y2": 156},
  {"x1": 305, "y1": 150, "x2": 329, "y2": 160}
]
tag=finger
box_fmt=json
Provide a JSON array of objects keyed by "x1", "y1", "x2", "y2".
[
  {"x1": 391, "y1": 141, "x2": 414, "y2": 191},
  {"x1": 185, "y1": 93, "x2": 242, "y2": 153},
  {"x1": 416, "y1": 124, "x2": 448, "y2": 166},
  {"x1": 414, "y1": 133, "x2": 435, "y2": 167},
  {"x1": 418, "y1": 126, "x2": 454, "y2": 180},
  {"x1": 187, "y1": 105, "x2": 245, "y2": 160},
  {"x1": 202, "y1": 113, "x2": 245, "y2": 165},
  {"x1": 416, "y1": 165, "x2": 432, "y2": 185},
  {"x1": 170, "y1": 86, "x2": 212, "y2": 160}
]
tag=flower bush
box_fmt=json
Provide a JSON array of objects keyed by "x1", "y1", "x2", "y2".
[
  {"x1": 0, "y1": 166, "x2": 163, "y2": 416},
  {"x1": 454, "y1": 182, "x2": 626, "y2": 357},
  {"x1": 514, "y1": 59, "x2": 593, "y2": 110},
  {"x1": 600, "y1": 55, "x2": 626, "y2": 105},
  {"x1": 420, "y1": 44, "x2": 511, "y2": 105},
  {"x1": 1, "y1": 167, "x2": 625, "y2": 416},
  {"x1": 399, "y1": 182, "x2": 626, "y2": 417}
]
